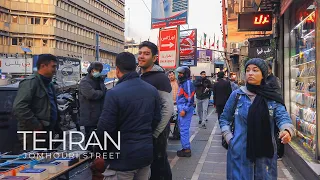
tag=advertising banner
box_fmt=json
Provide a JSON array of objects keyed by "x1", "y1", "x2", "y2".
[
  {"x1": 197, "y1": 49, "x2": 212, "y2": 63},
  {"x1": 158, "y1": 28, "x2": 178, "y2": 69},
  {"x1": 81, "y1": 61, "x2": 91, "y2": 74},
  {"x1": 179, "y1": 29, "x2": 197, "y2": 66},
  {"x1": 151, "y1": 0, "x2": 189, "y2": 29},
  {"x1": 0, "y1": 58, "x2": 33, "y2": 74},
  {"x1": 56, "y1": 56, "x2": 81, "y2": 85}
]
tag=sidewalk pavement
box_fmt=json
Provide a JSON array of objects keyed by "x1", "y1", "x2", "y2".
[{"x1": 70, "y1": 107, "x2": 305, "y2": 180}]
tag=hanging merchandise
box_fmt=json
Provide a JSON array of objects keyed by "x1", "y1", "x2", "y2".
[{"x1": 289, "y1": 3, "x2": 317, "y2": 154}]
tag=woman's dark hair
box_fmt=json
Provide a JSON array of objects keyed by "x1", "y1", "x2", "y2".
[
  {"x1": 87, "y1": 62, "x2": 103, "y2": 74},
  {"x1": 116, "y1": 52, "x2": 136, "y2": 73},
  {"x1": 37, "y1": 54, "x2": 57, "y2": 70},
  {"x1": 139, "y1": 41, "x2": 158, "y2": 56}
]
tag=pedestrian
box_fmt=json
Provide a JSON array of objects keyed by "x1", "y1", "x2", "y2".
[
  {"x1": 266, "y1": 62, "x2": 281, "y2": 95},
  {"x1": 219, "y1": 58, "x2": 295, "y2": 179},
  {"x1": 193, "y1": 71, "x2": 212, "y2": 129},
  {"x1": 266, "y1": 62, "x2": 284, "y2": 160},
  {"x1": 230, "y1": 76, "x2": 239, "y2": 91},
  {"x1": 213, "y1": 71, "x2": 232, "y2": 120},
  {"x1": 13, "y1": 54, "x2": 60, "y2": 150},
  {"x1": 79, "y1": 61, "x2": 106, "y2": 151},
  {"x1": 97, "y1": 52, "x2": 161, "y2": 180},
  {"x1": 176, "y1": 66, "x2": 195, "y2": 157},
  {"x1": 137, "y1": 41, "x2": 173, "y2": 180},
  {"x1": 168, "y1": 70, "x2": 179, "y2": 104}
]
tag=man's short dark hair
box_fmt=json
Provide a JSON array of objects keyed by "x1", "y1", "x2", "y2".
[
  {"x1": 139, "y1": 41, "x2": 158, "y2": 56},
  {"x1": 116, "y1": 52, "x2": 136, "y2": 73},
  {"x1": 37, "y1": 54, "x2": 57, "y2": 70},
  {"x1": 200, "y1": 71, "x2": 206, "y2": 75},
  {"x1": 87, "y1": 62, "x2": 103, "y2": 73}
]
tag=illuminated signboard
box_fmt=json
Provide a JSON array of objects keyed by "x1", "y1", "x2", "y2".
[{"x1": 238, "y1": 11, "x2": 273, "y2": 31}]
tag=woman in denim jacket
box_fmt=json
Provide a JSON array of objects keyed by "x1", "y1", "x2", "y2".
[{"x1": 219, "y1": 58, "x2": 295, "y2": 180}]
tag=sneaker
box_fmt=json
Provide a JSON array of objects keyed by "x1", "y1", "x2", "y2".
[
  {"x1": 277, "y1": 156, "x2": 282, "y2": 161},
  {"x1": 200, "y1": 124, "x2": 207, "y2": 129},
  {"x1": 177, "y1": 149, "x2": 191, "y2": 157},
  {"x1": 198, "y1": 121, "x2": 202, "y2": 125}
]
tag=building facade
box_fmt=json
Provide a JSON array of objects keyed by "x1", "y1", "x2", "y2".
[{"x1": 0, "y1": 0, "x2": 125, "y2": 68}]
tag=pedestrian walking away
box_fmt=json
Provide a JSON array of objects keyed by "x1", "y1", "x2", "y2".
[
  {"x1": 219, "y1": 58, "x2": 295, "y2": 179},
  {"x1": 213, "y1": 71, "x2": 232, "y2": 120},
  {"x1": 176, "y1": 66, "x2": 195, "y2": 157}
]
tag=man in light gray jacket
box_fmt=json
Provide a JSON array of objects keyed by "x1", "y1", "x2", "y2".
[{"x1": 138, "y1": 41, "x2": 174, "y2": 180}]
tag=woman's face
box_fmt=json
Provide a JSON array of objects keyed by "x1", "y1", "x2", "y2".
[{"x1": 246, "y1": 64, "x2": 263, "y2": 85}]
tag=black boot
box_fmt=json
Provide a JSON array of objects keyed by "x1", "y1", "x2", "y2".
[{"x1": 177, "y1": 149, "x2": 191, "y2": 157}]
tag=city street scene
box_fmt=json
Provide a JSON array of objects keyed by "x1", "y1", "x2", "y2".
[{"x1": 0, "y1": 0, "x2": 319, "y2": 179}]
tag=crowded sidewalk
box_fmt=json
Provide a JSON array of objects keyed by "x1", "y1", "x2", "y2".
[{"x1": 70, "y1": 107, "x2": 304, "y2": 180}]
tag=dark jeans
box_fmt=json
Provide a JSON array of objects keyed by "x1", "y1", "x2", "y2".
[
  {"x1": 150, "y1": 125, "x2": 172, "y2": 180},
  {"x1": 85, "y1": 126, "x2": 97, "y2": 151},
  {"x1": 216, "y1": 105, "x2": 225, "y2": 120}
]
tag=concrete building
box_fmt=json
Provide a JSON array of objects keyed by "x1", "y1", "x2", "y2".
[{"x1": 0, "y1": 0, "x2": 125, "y2": 68}]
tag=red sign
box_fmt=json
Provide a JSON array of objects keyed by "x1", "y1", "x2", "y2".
[
  {"x1": 158, "y1": 28, "x2": 178, "y2": 69},
  {"x1": 254, "y1": 14, "x2": 271, "y2": 25}
]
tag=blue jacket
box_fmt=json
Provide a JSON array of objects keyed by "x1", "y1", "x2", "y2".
[
  {"x1": 219, "y1": 87, "x2": 295, "y2": 180},
  {"x1": 176, "y1": 79, "x2": 195, "y2": 112},
  {"x1": 97, "y1": 72, "x2": 161, "y2": 171}
]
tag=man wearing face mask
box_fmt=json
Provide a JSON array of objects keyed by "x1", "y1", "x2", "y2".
[{"x1": 79, "y1": 62, "x2": 106, "y2": 150}]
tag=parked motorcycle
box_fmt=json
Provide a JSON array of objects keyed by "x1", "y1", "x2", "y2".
[
  {"x1": 169, "y1": 105, "x2": 180, "y2": 140},
  {"x1": 56, "y1": 88, "x2": 81, "y2": 131}
]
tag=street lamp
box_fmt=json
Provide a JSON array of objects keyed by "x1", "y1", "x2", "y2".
[{"x1": 21, "y1": 46, "x2": 32, "y2": 76}]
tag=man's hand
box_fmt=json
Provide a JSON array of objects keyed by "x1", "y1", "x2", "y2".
[
  {"x1": 180, "y1": 110, "x2": 186, "y2": 117},
  {"x1": 279, "y1": 130, "x2": 291, "y2": 144}
]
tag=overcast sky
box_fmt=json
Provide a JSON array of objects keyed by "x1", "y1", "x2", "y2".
[{"x1": 125, "y1": 0, "x2": 223, "y2": 48}]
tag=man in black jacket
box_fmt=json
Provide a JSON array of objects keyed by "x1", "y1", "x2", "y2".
[
  {"x1": 97, "y1": 52, "x2": 161, "y2": 179},
  {"x1": 266, "y1": 62, "x2": 281, "y2": 95},
  {"x1": 79, "y1": 62, "x2": 106, "y2": 150},
  {"x1": 138, "y1": 41, "x2": 173, "y2": 180},
  {"x1": 213, "y1": 71, "x2": 232, "y2": 120},
  {"x1": 266, "y1": 62, "x2": 284, "y2": 159},
  {"x1": 194, "y1": 71, "x2": 212, "y2": 129}
]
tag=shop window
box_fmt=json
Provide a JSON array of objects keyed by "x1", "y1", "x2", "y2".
[{"x1": 289, "y1": 5, "x2": 316, "y2": 155}]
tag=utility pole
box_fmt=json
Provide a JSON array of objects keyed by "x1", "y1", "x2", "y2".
[{"x1": 96, "y1": 32, "x2": 99, "y2": 62}]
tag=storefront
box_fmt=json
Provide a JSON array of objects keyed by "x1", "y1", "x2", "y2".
[{"x1": 281, "y1": 0, "x2": 320, "y2": 178}]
